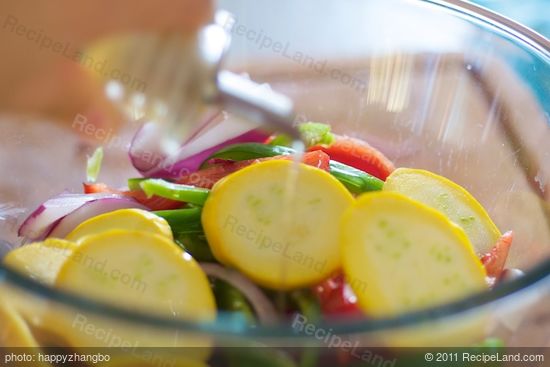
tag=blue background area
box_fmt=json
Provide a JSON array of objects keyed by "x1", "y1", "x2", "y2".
[
  {"x1": 473, "y1": 1, "x2": 549, "y2": 112},
  {"x1": 473, "y1": 0, "x2": 550, "y2": 37}
]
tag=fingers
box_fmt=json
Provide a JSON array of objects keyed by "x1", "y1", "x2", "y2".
[
  {"x1": 60, "y1": 0, "x2": 215, "y2": 43},
  {"x1": 0, "y1": 0, "x2": 214, "y2": 127},
  {"x1": 2, "y1": 0, "x2": 214, "y2": 44}
]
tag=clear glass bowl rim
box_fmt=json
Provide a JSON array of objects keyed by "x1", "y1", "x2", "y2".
[{"x1": 1, "y1": 0, "x2": 549, "y2": 338}]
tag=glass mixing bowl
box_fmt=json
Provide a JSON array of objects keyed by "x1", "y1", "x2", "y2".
[{"x1": 1, "y1": 0, "x2": 549, "y2": 364}]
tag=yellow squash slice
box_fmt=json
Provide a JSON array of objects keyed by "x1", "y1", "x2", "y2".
[
  {"x1": 53, "y1": 230, "x2": 215, "y2": 351},
  {"x1": 3, "y1": 238, "x2": 76, "y2": 285},
  {"x1": 384, "y1": 168, "x2": 501, "y2": 255},
  {"x1": 0, "y1": 301, "x2": 40, "y2": 347},
  {"x1": 341, "y1": 192, "x2": 487, "y2": 317},
  {"x1": 56, "y1": 230, "x2": 214, "y2": 320},
  {"x1": 65, "y1": 208, "x2": 172, "y2": 242},
  {"x1": 202, "y1": 160, "x2": 354, "y2": 290}
]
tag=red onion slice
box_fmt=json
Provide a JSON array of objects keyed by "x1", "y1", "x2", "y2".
[
  {"x1": 18, "y1": 193, "x2": 114, "y2": 241},
  {"x1": 199, "y1": 262, "x2": 278, "y2": 325},
  {"x1": 181, "y1": 110, "x2": 225, "y2": 146},
  {"x1": 148, "y1": 129, "x2": 268, "y2": 179},
  {"x1": 129, "y1": 122, "x2": 167, "y2": 173},
  {"x1": 47, "y1": 196, "x2": 147, "y2": 239},
  {"x1": 129, "y1": 115, "x2": 269, "y2": 179}
]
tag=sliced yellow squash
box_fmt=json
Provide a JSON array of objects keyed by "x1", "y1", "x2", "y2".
[
  {"x1": 2, "y1": 238, "x2": 76, "y2": 285},
  {"x1": 0, "y1": 299, "x2": 53, "y2": 366},
  {"x1": 384, "y1": 168, "x2": 501, "y2": 255},
  {"x1": 341, "y1": 192, "x2": 487, "y2": 317},
  {"x1": 65, "y1": 208, "x2": 172, "y2": 242},
  {"x1": 0, "y1": 301, "x2": 40, "y2": 347},
  {"x1": 56, "y1": 230, "x2": 214, "y2": 320},
  {"x1": 202, "y1": 160, "x2": 354, "y2": 290},
  {"x1": 53, "y1": 230, "x2": 215, "y2": 351}
]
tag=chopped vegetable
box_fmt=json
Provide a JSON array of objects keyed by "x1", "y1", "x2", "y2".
[
  {"x1": 139, "y1": 179, "x2": 210, "y2": 206},
  {"x1": 202, "y1": 160, "x2": 354, "y2": 290},
  {"x1": 481, "y1": 231, "x2": 513, "y2": 280},
  {"x1": 51, "y1": 230, "x2": 214, "y2": 350},
  {"x1": 265, "y1": 122, "x2": 334, "y2": 149},
  {"x1": 200, "y1": 262, "x2": 278, "y2": 324},
  {"x1": 265, "y1": 133, "x2": 292, "y2": 147},
  {"x1": 9, "y1": 114, "x2": 524, "y2": 343},
  {"x1": 55, "y1": 230, "x2": 216, "y2": 344},
  {"x1": 200, "y1": 143, "x2": 293, "y2": 165},
  {"x1": 298, "y1": 122, "x2": 334, "y2": 147},
  {"x1": 65, "y1": 208, "x2": 173, "y2": 242},
  {"x1": 151, "y1": 130, "x2": 269, "y2": 179},
  {"x1": 127, "y1": 177, "x2": 147, "y2": 191},
  {"x1": 83, "y1": 182, "x2": 114, "y2": 195},
  {"x1": 47, "y1": 196, "x2": 147, "y2": 239},
  {"x1": 86, "y1": 146, "x2": 104, "y2": 183},
  {"x1": 384, "y1": 168, "x2": 501, "y2": 255},
  {"x1": 128, "y1": 122, "x2": 166, "y2": 173},
  {"x1": 200, "y1": 143, "x2": 383, "y2": 193},
  {"x1": 0, "y1": 302, "x2": 41, "y2": 348},
  {"x1": 309, "y1": 135, "x2": 395, "y2": 180},
  {"x1": 288, "y1": 290, "x2": 321, "y2": 367},
  {"x1": 178, "y1": 161, "x2": 245, "y2": 189},
  {"x1": 180, "y1": 151, "x2": 330, "y2": 189},
  {"x1": 312, "y1": 274, "x2": 362, "y2": 318},
  {"x1": 328, "y1": 160, "x2": 383, "y2": 194},
  {"x1": 83, "y1": 182, "x2": 182, "y2": 211},
  {"x1": 126, "y1": 191, "x2": 183, "y2": 211},
  {"x1": 154, "y1": 207, "x2": 203, "y2": 234},
  {"x1": 18, "y1": 193, "x2": 121, "y2": 241},
  {"x1": 290, "y1": 290, "x2": 320, "y2": 322},
  {"x1": 297, "y1": 150, "x2": 330, "y2": 171},
  {"x1": 212, "y1": 279, "x2": 256, "y2": 324},
  {"x1": 2, "y1": 238, "x2": 76, "y2": 285},
  {"x1": 129, "y1": 117, "x2": 269, "y2": 178},
  {"x1": 341, "y1": 192, "x2": 487, "y2": 317},
  {"x1": 175, "y1": 233, "x2": 216, "y2": 262}
]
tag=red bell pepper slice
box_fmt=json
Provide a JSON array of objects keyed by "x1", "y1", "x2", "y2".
[
  {"x1": 83, "y1": 182, "x2": 115, "y2": 195},
  {"x1": 177, "y1": 150, "x2": 330, "y2": 189},
  {"x1": 308, "y1": 135, "x2": 395, "y2": 181},
  {"x1": 83, "y1": 151, "x2": 329, "y2": 207},
  {"x1": 481, "y1": 231, "x2": 513, "y2": 279},
  {"x1": 312, "y1": 273, "x2": 363, "y2": 318},
  {"x1": 83, "y1": 183, "x2": 182, "y2": 211}
]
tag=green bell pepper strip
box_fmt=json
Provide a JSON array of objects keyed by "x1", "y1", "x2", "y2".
[
  {"x1": 267, "y1": 134, "x2": 293, "y2": 147},
  {"x1": 328, "y1": 160, "x2": 383, "y2": 194},
  {"x1": 200, "y1": 143, "x2": 383, "y2": 194},
  {"x1": 174, "y1": 232, "x2": 216, "y2": 262},
  {"x1": 289, "y1": 290, "x2": 321, "y2": 367},
  {"x1": 127, "y1": 177, "x2": 147, "y2": 191},
  {"x1": 298, "y1": 122, "x2": 334, "y2": 147},
  {"x1": 154, "y1": 208, "x2": 217, "y2": 262},
  {"x1": 153, "y1": 207, "x2": 203, "y2": 234},
  {"x1": 266, "y1": 122, "x2": 334, "y2": 148},
  {"x1": 200, "y1": 143, "x2": 294, "y2": 167},
  {"x1": 86, "y1": 146, "x2": 104, "y2": 183},
  {"x1": 140, "y1": 179, "x2": 210, "y2": 206},
  {"x1": 212, "y1": 279, "x2": 256, "y2": 325}
]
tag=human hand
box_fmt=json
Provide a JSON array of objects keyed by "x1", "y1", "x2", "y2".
[{"x1": 0, "y1": 0, "x2": 213, "y2": 130}]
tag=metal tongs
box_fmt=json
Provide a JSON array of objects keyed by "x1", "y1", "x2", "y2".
[
  {"x1": 110, "y1": 11, "x2": 299, "y2": 154},
  {"x1": 201, "y1": 12, "x2": 298, "y2": 138}
]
